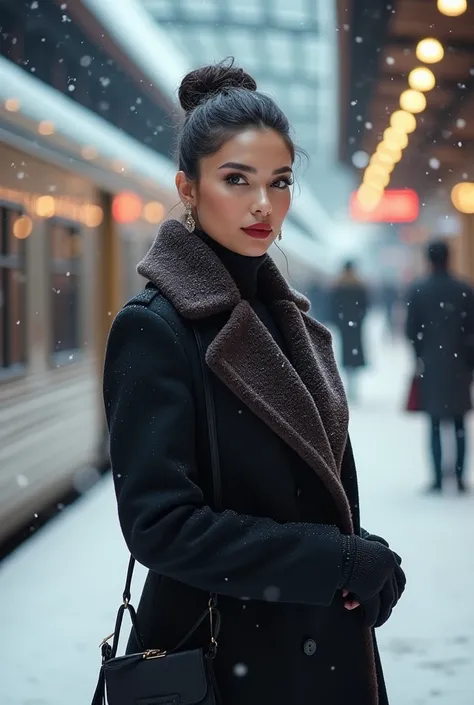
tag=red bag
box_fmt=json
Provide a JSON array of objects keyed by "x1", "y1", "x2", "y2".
[{"x1": 405, "y1": 375, "x2": 421, "y2": 412}]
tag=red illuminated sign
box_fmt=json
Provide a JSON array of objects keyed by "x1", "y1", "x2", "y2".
[
  {"x1": 350, "y1": 189, "x2": 420, "y2": 223},
  {"x1": 112, "y1": 192, "x2": 142, "y2": 224}
]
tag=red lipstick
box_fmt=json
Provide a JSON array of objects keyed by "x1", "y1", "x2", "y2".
[{"x1": 241, "y1": 224, "x2": 273, "y2": 239}]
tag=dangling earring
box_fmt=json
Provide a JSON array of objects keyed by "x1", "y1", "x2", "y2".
[
  {"x1": 278, "y1": 231, "x2": 282, "y2": 241},
  {"x1": 184, "y1": 203, "x2": 195, "y2": 233}
]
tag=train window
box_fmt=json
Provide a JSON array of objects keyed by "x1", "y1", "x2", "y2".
[
  {"x1": 50, "y1": 222, "x2": 82, "y2": 363},
  {"x1": 0, "y1": 208, "x2": 27, "y2": 374}
]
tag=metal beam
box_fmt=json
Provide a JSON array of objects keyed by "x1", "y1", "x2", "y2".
[
  {"x1": 343, "y1": 0, "x2": 396, "y2": 164},
  {"x1": 148, "y1": 15, "x2": 319, "y2": 35},
  {"x1": 387, "y1": 36, "x2": 474, "y2": 54}
]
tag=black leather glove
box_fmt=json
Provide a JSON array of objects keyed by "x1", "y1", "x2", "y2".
[
  {"x1": 338, "y1": 534, "x2": 400, "y2": 603},
  {"x1": 358, "y1": 531, "x2": 406, "y2": 627}
]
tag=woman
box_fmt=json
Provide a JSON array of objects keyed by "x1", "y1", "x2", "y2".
[
  {"x1": 331, "y1": 260, "x2": 369, "y2": 402},
  {"x1": 103, "y1": 60, "x2": 406, "y2": 705}
]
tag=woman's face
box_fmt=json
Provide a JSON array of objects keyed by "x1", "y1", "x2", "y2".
[{"x1": 176, "y1": 128, "x2": 293, "y2": 257}]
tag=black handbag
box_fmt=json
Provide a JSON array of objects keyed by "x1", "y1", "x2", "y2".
[{"x1": 91, "y1": 326, "x2": 222, "y2": 705}]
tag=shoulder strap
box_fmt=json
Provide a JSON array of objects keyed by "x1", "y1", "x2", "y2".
[{"x1": 107, "y1": 298, "x2": 221, "y2": 659}]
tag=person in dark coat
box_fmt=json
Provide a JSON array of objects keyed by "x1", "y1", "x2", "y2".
[
  {"x1": 103, "y1": 59, "x2": 406, "y2": 705},
  {"x1": 330, "y1": 261, "x2": 369, "y2": 402},
  {"x1": 406, "y1": 240, "x2": 474, "y2": 493}
]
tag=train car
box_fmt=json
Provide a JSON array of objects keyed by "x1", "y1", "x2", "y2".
[
  {"x1": 0, "y1": 57, "x2": 179, "y2": 547},
  {"x1": 0, "y1": 56, "x2": 336, "y2": 549}
]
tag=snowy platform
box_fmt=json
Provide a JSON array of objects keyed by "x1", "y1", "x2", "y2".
[{"x1": 1, "y1": 315, "x2": 473, "y2": 705}]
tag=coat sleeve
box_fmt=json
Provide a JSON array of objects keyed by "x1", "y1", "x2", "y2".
[
  {"x1": 405, "y1": 285, "x2": 422, "y2": 357},
  {"x1": 103, "y1": 304, "x2": 344, "y2": 607}
]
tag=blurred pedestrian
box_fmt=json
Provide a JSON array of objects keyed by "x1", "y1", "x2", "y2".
[
  {"x1": 406, "y1": 240, "x2": 474, "y2": 493},
  {"x1": 330, "y1": 260, "x2": 369, "y2": 402},
  {"x1": 380, "y1": 280, "x2": 399, "y2": 340},
  {"x1": 101, "y1": 60, "x2": 405, "y2": 705}
]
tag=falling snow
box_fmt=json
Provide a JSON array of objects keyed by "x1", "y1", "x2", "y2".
[{"x1": 233, "y1": 663, "x2": 248, "y2": 678}]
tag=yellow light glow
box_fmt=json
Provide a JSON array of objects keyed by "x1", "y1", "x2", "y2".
[
  {"x1": 390, "y1": 110, "x2": 417, "y2": 134},
  {"x1": 451, "y1": 182, "x2": 474, "y2": 214},
  {"x1": 13, "y1": 215, "x2": 33, "y2": 239},
  {"x1": 5, "y1": 98, "x2": 21, "y2": 112},
  {"x1": 38, "y1": 120, "x2": 55, "y2": 136},
  {"x1": 357, "y1": 183, "x2": 384, "y2": 212},
  {"x1": 364, "y1": 165, "x2": 391, "y2": 189},
  {"x1": 408, "y1": 67, "x2": 436, "y2": 92},
  {"x1": 400, "y1": 89, "x2": 427, "y2": 114},
  {"x1": 416, "y1": 38, "x2": 444, "y2": 64},
  {"x1": 83, "y1": 205, "x2": 104, "y2": 228},
  {"x1": 35, "y1": 195, "x2": 55, "y2": 218},
  {"x1": 370, "y1": 153, "x2": 395, "y2": 173},
  {"x1": 437, "y1": 0, "x2": 467, "y2": 17},
  {"x1": 81, "y1": 146, "x2": 98, "y2": 160},
  {"x1": 376, "y1": 143, "x2": 403, "y2": 163},
  {"x1": 143, "y1": 201, "x2": 165, "y2": 225},
  {"x1": 383, "y1": 127, "x2": 409, "y2": 150}
]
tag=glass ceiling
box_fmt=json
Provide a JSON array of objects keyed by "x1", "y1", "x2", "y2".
[{"x1": 139, "y1": 0, "x2": 340, "y2": 184}]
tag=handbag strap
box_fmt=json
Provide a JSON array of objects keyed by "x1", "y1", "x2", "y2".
[{"x1": 105, "y1": 319, "x2": 222, "y2": 661}]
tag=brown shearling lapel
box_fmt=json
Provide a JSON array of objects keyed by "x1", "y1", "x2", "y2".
[
  {"x1": 206, "y1": 300, "x2": 353, "y2": 533},
  {"x1": 137, "y1": 219, "x2": 353, "y2": 532}
]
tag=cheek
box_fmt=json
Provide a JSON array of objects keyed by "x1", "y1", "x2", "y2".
[
  {"x1": 199, "y1": 182, "x2": 241, "y2": 218},
  {"x1": 273, "y1": 190, "x2": 292, "y2": 219}
]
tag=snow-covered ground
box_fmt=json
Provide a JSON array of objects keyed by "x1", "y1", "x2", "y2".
[{"x1": 1, "y1": 315, "x2": 473, "y2": 705}]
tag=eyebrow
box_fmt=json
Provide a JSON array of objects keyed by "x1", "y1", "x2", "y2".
[{"x1": 218, "y1": 162, "x2": 293, "y2": 175}]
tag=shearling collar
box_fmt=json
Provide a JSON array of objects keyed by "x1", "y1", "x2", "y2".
[
  {"x1": 137, "y1": 219, "x2": 310, "y2": 320},
  {"x1": 138, "y1": 218, "x2": 352, "y2": 535}
]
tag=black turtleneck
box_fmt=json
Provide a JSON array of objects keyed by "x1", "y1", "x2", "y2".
[
  {"x1": 196, "y1": 229, "x2": 266, "y2": 300},
  {"x1": 196, "y1": 229, "x2": 287, "y2": 351}
]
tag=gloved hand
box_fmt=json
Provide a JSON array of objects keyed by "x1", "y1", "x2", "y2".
[
  {"x1": 338, "y1": 534, "x2": 400, "y2": 604},
  {"x1": 357, "y1": 531, "x2": 406, "y2": 627}
]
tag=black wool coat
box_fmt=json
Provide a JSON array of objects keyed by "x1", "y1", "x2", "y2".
[
  {"x1": 330, "y1": 279, "x2": 368, "y2": 369},
  {"x1": 103, "y1": 219, "x2": 389, "y2": 705},
  {"x1": 406, "y1": 271, "x2": 474, "y2": 417}
]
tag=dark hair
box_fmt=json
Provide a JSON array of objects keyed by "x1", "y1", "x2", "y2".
[
  {"x1": 177, "y1": 58, "x2": 297, "y2": 179},
  {"x1": 343, "y1": 259, "x2": 355, "y2": 272},
  {"x1": 427, "y1": 240, "x2": 449, "y2": 269}
]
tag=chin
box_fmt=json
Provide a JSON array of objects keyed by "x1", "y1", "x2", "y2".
[{"x1": 237, "y1": 239, "x2": 273, "y2": 257}]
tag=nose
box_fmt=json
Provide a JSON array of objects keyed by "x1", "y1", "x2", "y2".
[{"x1": 251, "y1": 188, "x2": 272, "y2": 217}]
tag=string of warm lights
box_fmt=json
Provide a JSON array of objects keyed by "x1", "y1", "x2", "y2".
[
  {"x1": 356, "y1": 0, "x2": 468, "y2": 213},
  {"x1": 1, "y1": 98, "x2": 167, "y2": 229}
]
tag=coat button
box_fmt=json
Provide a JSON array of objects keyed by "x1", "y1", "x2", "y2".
[
  {"x1": 303, "y1": 639, "x2": 317, "y2": 656},
  {"x1": 296, "y1": 487, "x2": 302, "y2": 498}
]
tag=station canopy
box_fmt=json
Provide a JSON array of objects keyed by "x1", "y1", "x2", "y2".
[{"x1": 139, "y1": 0, "x2": 340, "y2": 199}]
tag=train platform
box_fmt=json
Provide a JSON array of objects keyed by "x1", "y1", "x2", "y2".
[{"x1": 1, "y1": 316, "x2": 473, "y2": 705}]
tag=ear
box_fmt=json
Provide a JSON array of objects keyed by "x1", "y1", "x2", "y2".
[{"x1": 175, "y1": 171, "x2": 197, "y2": 206}]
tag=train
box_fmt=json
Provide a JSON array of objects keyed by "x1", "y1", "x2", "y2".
[{"x1": 0, "y1": 55, "x2": 336, "y2": 549}]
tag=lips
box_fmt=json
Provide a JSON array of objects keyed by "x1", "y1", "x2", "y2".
[{"x1": 241, "y1": 224, "x2": 273, "y2": 239}]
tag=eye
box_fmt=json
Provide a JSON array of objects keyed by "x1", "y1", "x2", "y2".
[
  {"x1": 225, "y1": 173, "x2": 247, "y2": 186},
  {"x1": 272, "y1": 177, "x2": 293, "y2": 189}
]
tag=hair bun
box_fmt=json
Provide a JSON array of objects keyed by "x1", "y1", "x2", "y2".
[{"x1": 178, "y1": 58, "x2": 257, "y2": 113}]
